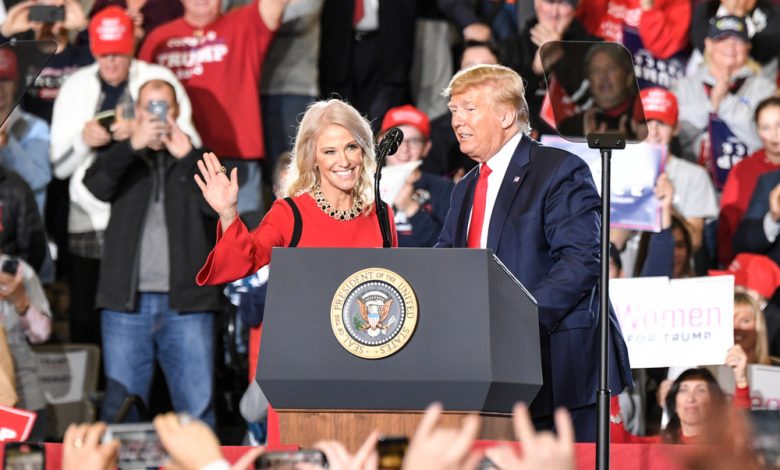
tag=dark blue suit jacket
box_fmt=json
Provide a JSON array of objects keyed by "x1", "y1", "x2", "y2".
[
  {"x1": 437, "y1": 134, "x2": 632, "y2": 417},
  {"x1": 733, "y1": 168, "x2": 780, "y2": 266}
]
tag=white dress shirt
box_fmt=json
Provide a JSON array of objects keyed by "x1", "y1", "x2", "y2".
[{"x1": 469, "y1": 132, "x2": 522, "y2": 248}]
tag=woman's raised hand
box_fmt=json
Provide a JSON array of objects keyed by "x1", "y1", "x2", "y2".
[{"x1": 195, "y1": 152, "x2": 239, "y2": 229}]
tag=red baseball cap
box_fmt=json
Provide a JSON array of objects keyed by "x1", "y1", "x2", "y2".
[
  {"x1": 0, "y1": 48, "x2": 18, "y2": 81},
  {"x1": 709, "y1": 253, "x2": 780, "y2": 300},
  {"x1": 640, "y1": 87, "x2": 678, "y2": 127},
  {"x1": 89, "y1": 6, "x2": 134, "y2": 56},
  {"x1": 381, "y1": 105, "x2": 430, "y2": 139}
]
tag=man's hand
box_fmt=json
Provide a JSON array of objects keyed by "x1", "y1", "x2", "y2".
[
  {"x1": 129, "y1": 115, "x2": 166, "y2": 151},
  {"x1": 0, "y1": 262, "x2": 28, "y2": 314},
  {"x1": 583, "y1": 108, "x2": 608, "y2": 135},
  {"x1": 485, "y1": 404, "x2": 575, "y2": 470},
  {"x1": 127, "y1": 9, "x2": 145, "y2": 42},
  {"x1": 1, "y1": 1, "x2": 35, "y2": 37},
  {"x1": 655, "y1": 173, "x2": 674, "y2": 229},
  {"x1": 401, "y1": 403, "x2": 482, "y2": 470},
  {"x1": 530, "y1": 22, "x2": 564, "y2": 75},
  {"x1": 394, "y1": 170, "x2": 421, "y2": 217},
  {"x1": 162, "y1": 118, "x2": 193, "y2": 159},
  {"x1": 154, "y1": 413, "x2": 225, "y2": 470},
  {"x1": 83, "y1": 120, "x2": 112, "y2": 148},
  {"x1": 769, "y1": 183, "x2": 780, "y2": 222},
  {"x1": 312, "y1": 431, "x2": 379, "y2": 470},
  {"x1": 529, "y1": 22, "x2": 563, "y2": 48},
  {"x1": 61, "y1": 0, "x2": 88, "y2": 31},
  {"x1": 656, "y1": 379, "x2": 672, "y2": 410},
  {"x1": 259, "y1": 0, "x2": 290, "y2": 31},
  {"x1": 709, "y1": 77, "x2": 729, "y2": 111},
  {"x1": 111, "y1": 117, "x2": 136, "y2": 143},
  {"x1": 62, "y1": 422, "x2": 119, "y2": 470}
]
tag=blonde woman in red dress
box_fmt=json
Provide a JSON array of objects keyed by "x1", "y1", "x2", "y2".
[
  {"x1": 194, "y1": 99, "x2": 397, "y2": 446},
  {"x1": 195, "y1": 99, "x2": 397, "y2": 285}
]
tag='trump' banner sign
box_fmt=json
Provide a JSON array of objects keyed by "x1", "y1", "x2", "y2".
[
  {"x1": 0, "y1": 405, "x2": 37, "y2": 442},
  {"x1": 610, "y1": 276, "x2": 735, "y2": 368}
]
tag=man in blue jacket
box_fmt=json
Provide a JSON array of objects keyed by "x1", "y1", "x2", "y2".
[{"x1": 437, "y1": 64, "x2": 632, "y2": 441}]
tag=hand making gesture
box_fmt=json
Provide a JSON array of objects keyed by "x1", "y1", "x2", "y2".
[{"x1": 194, "y1": 152, "x2": 239, "y2": 230}]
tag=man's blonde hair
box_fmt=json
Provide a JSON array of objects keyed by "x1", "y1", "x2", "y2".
[{"x1": 443, "y1": 64, "x2": 530, "y2": 133}]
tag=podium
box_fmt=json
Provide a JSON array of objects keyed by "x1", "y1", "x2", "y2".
[{"x1": 256, "y1": 248, "x2": 542, "y2": 449}]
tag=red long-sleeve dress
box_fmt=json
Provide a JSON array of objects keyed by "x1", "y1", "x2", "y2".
[
  {"x1": 197, "y1": 192, "x2": 398, "y2": 286},
  {"x1": 197, "y1": 192, "x2": 397, "y2": 447}
]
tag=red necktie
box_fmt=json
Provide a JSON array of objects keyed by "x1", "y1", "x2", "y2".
[
  {"x1": 353, "y1": 0, "x2": 364, "y2": 27},
  {"x1": 467, "y1": 164, "x2": 492, "y2": 248}
]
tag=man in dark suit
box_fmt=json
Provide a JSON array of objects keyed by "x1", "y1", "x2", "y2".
[
  {"x1": 436, "y1": 64, "x2": 632, "y2": 441},
  {"x1": 319, "y1": 0, "x2": 489, "y2": 132},
  {"x1": 732, "y1": 170, "x2": 780, "y2": 363},
  {"x1": 734, "y1": 169, "x2": 780, "y2": 267}
]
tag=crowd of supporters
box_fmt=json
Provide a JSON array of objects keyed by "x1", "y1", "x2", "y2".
[{"x1": 0, "y1": 0, "x2": 779, "y2": 465}]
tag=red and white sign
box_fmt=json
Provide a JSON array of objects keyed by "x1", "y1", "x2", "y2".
[
  {"x1": 0, "y1": 405, "x2": 37, "y2": 442},
  {"x1": 611, "y1": 276, "x2": 735, "y2": 368}
]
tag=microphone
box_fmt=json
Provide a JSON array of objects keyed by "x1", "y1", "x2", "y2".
[
  {"x1": 374, "y1": 127, "x2": 404, "y2": 248},
  {"x1": 376, "y1": 127, "x2": 404, "y2": 165}
]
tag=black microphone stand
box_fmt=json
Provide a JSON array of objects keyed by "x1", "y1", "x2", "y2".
[
  {"x1": 588, "y1": 132, "x2": 625, "y2": 470},
  {"x1": 374, "y1": 128, "x2": 404, "y2": 248}
]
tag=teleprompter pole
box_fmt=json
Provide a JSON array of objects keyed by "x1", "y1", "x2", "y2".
[{"x1": 587, "y1": 133, "x2": 625, "y2": 470}]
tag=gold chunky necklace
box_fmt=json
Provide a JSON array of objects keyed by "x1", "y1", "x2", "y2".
[{"x1": 313, "y1": 185, "x2": 363, "y2": 221}]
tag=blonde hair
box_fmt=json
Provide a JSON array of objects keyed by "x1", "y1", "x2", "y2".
[
  {"x1": 442, "y1": 64, "x2": 531, "y2": 134},
  {"x1": 282, "y1": 99, "x2": 377, "y2": 213},
  {"x1": 703, "y1": 39, "x2": 760, "y2": 76},
  {"x1": 734, "y1": 289, "x2": 770, "y2": 365}
]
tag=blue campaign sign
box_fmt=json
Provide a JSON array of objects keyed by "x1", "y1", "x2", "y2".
[
  {"x1": 622, "y1": 27, "x2": 687, "y2": 90},
  {"x1": 541, "y1": 135, "x2": 666, "y2": 232},
  {"x1": 707, "y1": 114, "x2": 748, "y2": 189}
]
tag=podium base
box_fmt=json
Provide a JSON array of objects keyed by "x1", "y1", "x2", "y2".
[{"x1": 276, "y1": 409, "x2": 514, "y2": 451}]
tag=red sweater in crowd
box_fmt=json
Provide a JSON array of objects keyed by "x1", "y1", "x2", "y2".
[
  {"x1": 577, "y1": 0, "x2": 691, "y2": 59},
  {"x1": 610, "y1": 386, "x2": 752, "y2": 444},
  {"x1": 718, "y1": 149, "x2": 780, "y2": 266},
  {"x1": 139, "y1": 0, "x2": 275, "y2": 159}
]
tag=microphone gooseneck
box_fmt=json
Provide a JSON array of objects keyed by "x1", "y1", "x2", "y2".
[{"x1": 373, "y1": 127, "x2": 404, "y2": 248}]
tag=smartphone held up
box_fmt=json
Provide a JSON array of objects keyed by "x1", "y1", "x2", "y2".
[
  {"x1": 148, "y1": 100, "x2": 169, "y2": 122},
  {"x1": 102, "y1": 423, "x2": 169, "y2": 469},
  {"x1": 3, "y1": 442, "x2": 46, "y2": 470},
  {"x1": 28, "y1": 5, "x2": 65, "y2": 23},
  {"x1": 255, "y1": 449, "x2": 327, "y2": 469}
]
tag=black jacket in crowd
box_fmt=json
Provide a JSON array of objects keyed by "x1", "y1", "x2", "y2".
[
  {"x1": 0, "y1": 166, "x2": 47, "y2": 271},
  {"x1": 83, "y1": 140, "x2": 223, "y2": 313}
]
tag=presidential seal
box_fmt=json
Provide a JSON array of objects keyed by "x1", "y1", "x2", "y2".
[{"x1": 330, "y1": 268, "x2": 418, "y2": 359}]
